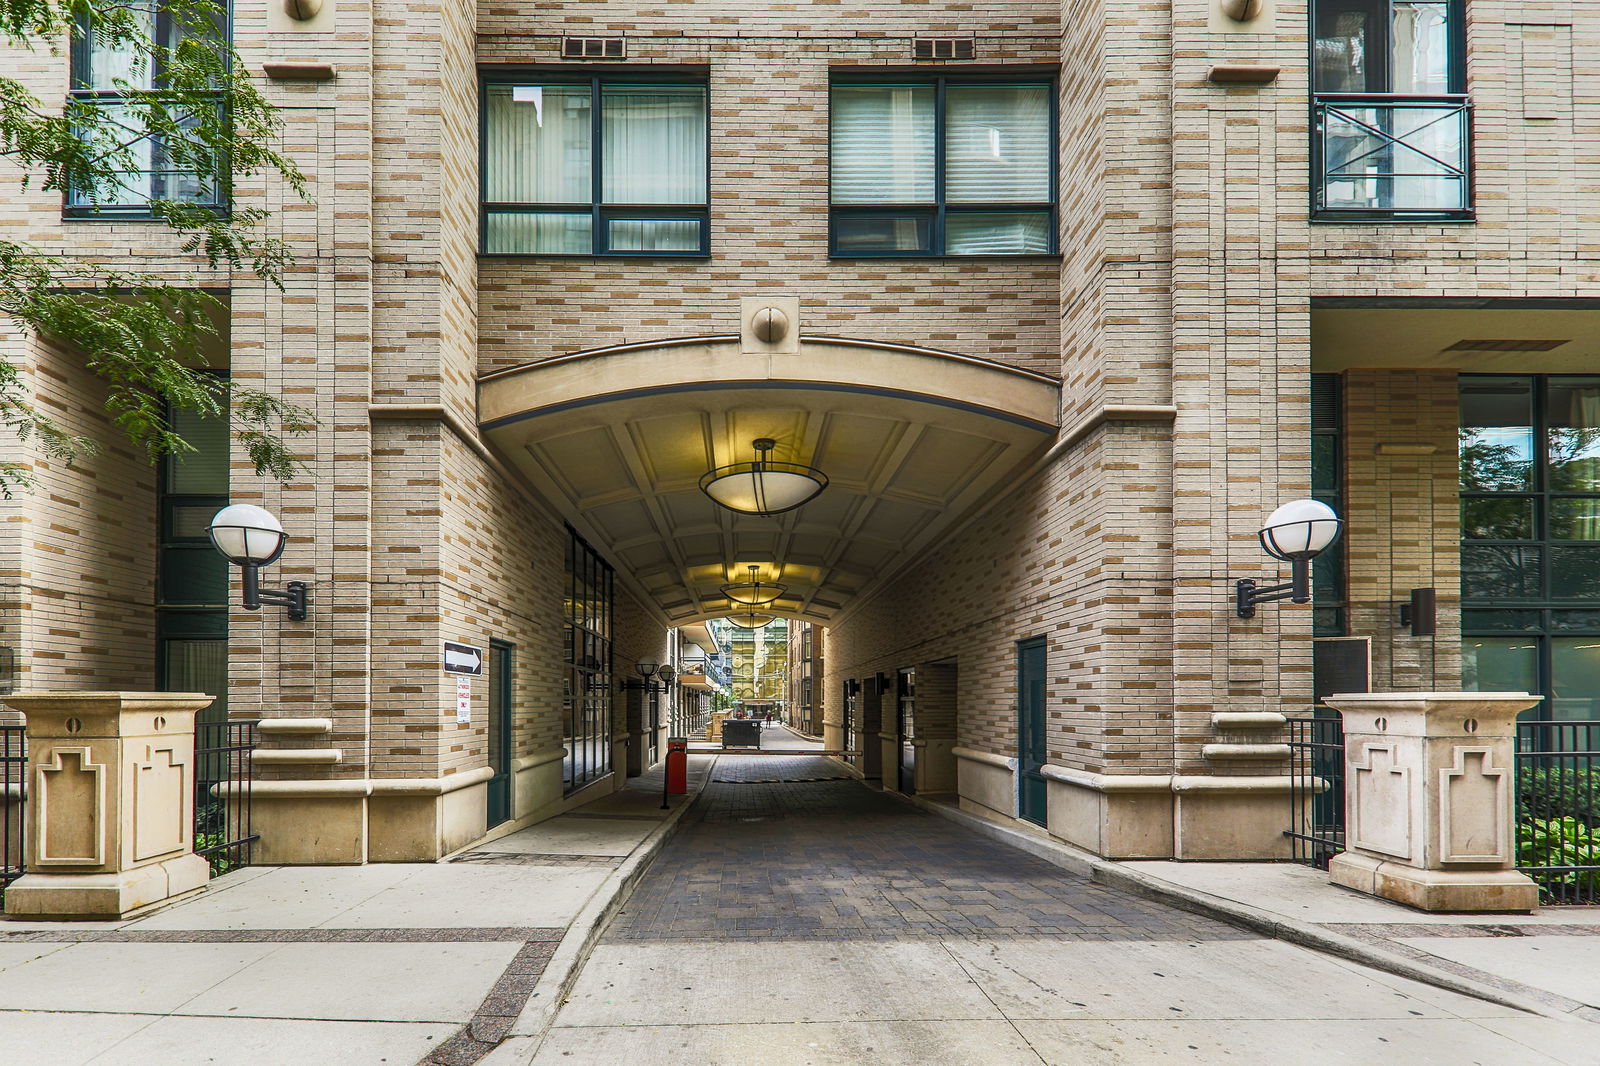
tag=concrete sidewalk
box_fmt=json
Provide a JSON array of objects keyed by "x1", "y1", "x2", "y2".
[
  {"x1": 911, "y1": 794, "x2": 1600, "y2": 1025},
  {"x1": 0, "y1": 755, "x2": 715, "y2": 1066}
]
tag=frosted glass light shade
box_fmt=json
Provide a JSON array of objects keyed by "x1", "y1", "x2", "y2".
[
  {"x1": 1258, "y1": 499, "x2": 1342, "y2": 560},
  {"x1": 722, "y1": 580, "x2": 785, "y2": 606},
  {"x1": 701, "y1": 465, "x2": 826, "y2": 516},
  {"x1": 208, "y1": 504, "x2": 287, "y2": 565},
  {"x1": 726, "y1": 612, "x2": 775, "y2": 629}
]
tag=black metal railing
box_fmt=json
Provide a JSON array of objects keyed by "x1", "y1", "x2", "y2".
[
  {"x1": 1516, "y1": 720, "x2": 1600, "y2": 904},
  {"x1": 0, "y1": 724, "x2": 24, "y2": 897},
  {"x1": 64, "y1": 92, "x2": 226, "y2": 216},
  {"x1": 1285, "y1": 714, "x2": 1345, "y2": 869},
  {"x1": 193, "y1": 719, "x2": 259, "y2": 878},
  {"x1": 1313, "y1": 94, "x2": 1472, "y2": 220}
]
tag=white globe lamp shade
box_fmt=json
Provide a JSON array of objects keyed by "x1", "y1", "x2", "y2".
[
  {"x1": 208, "y1": 504, "x2": 288, "y2": 565},
  {"x1": 1258, "y1": 499, "x2": 1342, "y2": 560}
]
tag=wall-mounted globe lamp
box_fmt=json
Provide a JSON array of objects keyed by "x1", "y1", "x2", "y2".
[
  {"x1": 208, "y1": 504, "x2": 309, "y2": 621},
  {"x1": 1235, "y1": 499, "x2": 1343, "y2": 619},
  {"x1": 700, "y1": 438, "x2": 828, "y2": 517},
  {"x1": 721, "y1": 564, "x2": 785, "y2": 606}
]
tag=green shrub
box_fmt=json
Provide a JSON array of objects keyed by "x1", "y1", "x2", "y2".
[
  {"x1": 1518, "y1": 817, "x2": 1600, "y2": 903},
  {"x1": 1517, "y1": 767, "x2": 1600, "y2": 828}
]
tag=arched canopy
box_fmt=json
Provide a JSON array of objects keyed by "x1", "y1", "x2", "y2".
[{"x1": 479, "y1": 336, "x2": 1060, "y2": 625}]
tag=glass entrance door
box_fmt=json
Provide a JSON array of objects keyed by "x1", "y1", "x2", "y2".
[
  {"x1": 896, "y1": 668, "x2": 916, "y2": 794},
  {"x1": 1017, "y1": 637, "x2": 1047, "y2": 826}
]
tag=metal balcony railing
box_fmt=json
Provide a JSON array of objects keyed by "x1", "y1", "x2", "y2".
[
  {"x1": 64, "y1": 92, "x2": 226, "y2": 217},
  {"x1": 1312, "y1": 94, "x2": 1472, "y2": 221}
]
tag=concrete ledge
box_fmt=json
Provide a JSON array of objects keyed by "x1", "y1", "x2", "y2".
[
  {"x1": 369, "y1": 767, "x2": 495, "y2": 796},
  {"x1": 1211, "y1": 713, "x2": 1287, "y2": 730},
  {"x1": 256, "y1": 718, "x2": 333, "y2": 735},
  {"x1": 1201, "y1": 743, "x2": 1292, "y2": 761},
  {"x1": 952, "y1": 746, "x2": 1015, "y2": 770},
  {"x1": 897, "y1": 791, "x2": 1566, "y2": 1022},
  {"x1": 1041, "y1": 765, "x2": 1172, "y2": 792},
  {"x1": 252, "y1": 748, "x2": 342, "y2": 766}
]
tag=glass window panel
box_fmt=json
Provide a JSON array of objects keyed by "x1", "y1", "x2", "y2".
[
  {"x1": 1553, "y1": 637, "x2": 1600, "y2": 721},
  {"x1": 1461, "y1": 637, "x2": 1539, "y2": 693},
  {"x1": 944, "y1": 84, "x2": 1051, "y2": 203},
  {"x1": 944, "y1": 211, "x2": 1052, "y2": 255},
  {"x1": 484, "y1": 84, "x2": 592, "y2": 204},
  {"x1": 484, "y1": 211, "x2": 591, "y2": 254},
  {"x1": 162, "y1": 638, "x2": 227, "y2": 719},
  {"x1": 833, "y1": 213, "x2": 931, "y2": 254},
  {"x1": 166, "y1": 404, "x2": 230, "y2": 494},
  {"x1": 1552, "y1": 498, "x2": 1600, "y2": 541},
  {"x1": 1547, "y1": 379, "x2": 1600, "y2": 492},
  {"x1": 1460, "y1": 379, "x2": 1535, "y2": 492},
  {"x1": 1461, "y1": 544, "x2": 1542, "y2": 601},
  {"x1": 606, "y1": 218, "x2": 701, "y2": 253},
  {"x1": 1314, "y1": 0, "x2": 1385, "y2": 92},
  {"x1": 601, "y1": 85, "x2": 706, "y2": 204},
  {"x1": 1552, "y1": 546, "x2": 1600, "y2": 601},
  {"x1": 1319, "y1": 103, "x2": 1467, "y2": 213},
  {"x1": 1390, "y1": 1, "x2": 1452, "y2": 95},
  {"x1": 159, "y1": 545, "x2": 229, "y2": 606},
  {"x1": 1312, "y1": 435, "x2": 1340, "y2": 495},
  {"x1": 830, "y1": 85, "x2": 936, "y2": 204},
  {"x1": 1463, "y1": 609, "x2": 1543, "y2": 633},
  {"x1": 168, "y1": 502, "x2": 222, "y2": 540},
  {"x1": 1552, "y1": 610, "x2": 1600, "y2": 632},
  {"x1": 1461, "y1": 497, "x2": 1534, "y2": 540}
]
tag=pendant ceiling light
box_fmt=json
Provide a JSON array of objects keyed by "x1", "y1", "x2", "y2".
[
  {"x1": 700, "y1": 437, "x2": 828, "y2": 517},
  {"x1": 726, "y1": 609, "x2": 775, "y2": 629},
  {"x1": 721, "y1": 563, "x2": 785, "y2": 606}
]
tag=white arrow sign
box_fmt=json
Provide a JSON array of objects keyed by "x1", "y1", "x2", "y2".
[{"x1": 443, "y1": 641, "x2": 484, "y2": 675}]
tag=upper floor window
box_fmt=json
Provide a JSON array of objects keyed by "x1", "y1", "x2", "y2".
[
  {"x1": 481, "y1": 75, "x2": 709, "y2": 256},
  {"x1": 1311, "y1": 0, "x2": 1470, "y2": 221},
  {"x1": 829, "y1": 76, "x2": 1056, "y2": 257},
  {"x1": 66, "y1": 2, "x2": 227, "y2": 217}
]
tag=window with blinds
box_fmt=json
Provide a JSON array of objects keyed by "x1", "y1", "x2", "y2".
[
  {"x1": 829, "y1": 76, "x2": 1055, "y2": 256},
  {"x1": 481, "y1": 75, "x2": 709, "y2": 256}
]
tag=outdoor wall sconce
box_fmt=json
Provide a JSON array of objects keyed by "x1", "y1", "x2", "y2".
[
  {"x1": 1235, "y1": 499, "x2": 1342, "y2": 619},
  {"x1": 635, "y1": 658, "x2": 659, "y2": 687},
  {"x1": 722, "y1": 564, "x2": 785, "y2": 606},
  {"x1": 207, "y1": 504, "x2": 309, "y2": 621},
  {"x1": 1398, "y1": 588, "x2": 1438, "y2": 636},
  {"x1": 700, "y1": 438, "x2": 828, "y2": 517}
]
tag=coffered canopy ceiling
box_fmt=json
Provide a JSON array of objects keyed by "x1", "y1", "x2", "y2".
[{"x1": 479, "y1": 336, "x2": 1060, "y2": 626}]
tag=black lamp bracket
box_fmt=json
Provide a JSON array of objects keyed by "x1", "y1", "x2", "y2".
[
  {"x1": 1235, "y1": 557, "x2": 1311, "y2": 619},
  {"x1": 241, "y1": 563, "x2": 309, "y2": 622}
]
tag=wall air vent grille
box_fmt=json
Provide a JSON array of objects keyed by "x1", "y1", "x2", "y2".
[
  {"x1": 1442, "y1": 339, "x2": 1571, "y2": 352},
  {"x1": 913, "y1": 38, "x2": 975, "y2": 60},
  {"x1": 563, "y1": 37, "x2": 625, "y2": 59}
]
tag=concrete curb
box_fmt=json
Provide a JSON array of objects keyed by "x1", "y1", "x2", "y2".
[
  {"x1": 899, "y1": 791, "x2": 1575, "y2": 1022},
  {"x1": 510, "y1": 758, "x2": 715, "y2": 1045}
]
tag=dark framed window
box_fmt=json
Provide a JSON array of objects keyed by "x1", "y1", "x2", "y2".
[
  {"x1": 829, "y1": 74, "x2": 1056, "y2": 257},
  {"x1": 481, "y1": 73, "x2": 709, "y2": 256},
  {"x1": 1311, "y1": 0, "x2": 1470, "y2": 221},
  {"x1": 1461, "y1": 376, "x2": 1600, "y2": 722},
  {"x1": 66, "y1": 2, "x2": 228, "y2": 217},
  {"x1": 1311, "y1": 374, "x2": 1347, "y2": 637},
  {"x1": 563, "y1": 528, "x2": 615, "y2": 794},
  {"x1": 157, "y1": 391, "x2": 230, "y2": 724}
]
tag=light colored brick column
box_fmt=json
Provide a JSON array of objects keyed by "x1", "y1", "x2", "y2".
[
  {"x1": 1325, "y1": 692, "x2": 1540, "y2": 913},
  {"x1": 4, "y1": 692, "x2": 213, "y2": 920}
]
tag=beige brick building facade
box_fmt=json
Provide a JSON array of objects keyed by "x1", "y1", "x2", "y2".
[{"x1": 4, "y1": 0, "x2": 1595, "y2": 863}]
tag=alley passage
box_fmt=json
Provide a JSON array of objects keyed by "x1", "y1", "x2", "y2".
[
  {"x1": 529, "y1": 757, "x2": 1588, "y2": 1066},
  {"x1": 609, "y1": 756, "x2": 1240, "y2": 942}
]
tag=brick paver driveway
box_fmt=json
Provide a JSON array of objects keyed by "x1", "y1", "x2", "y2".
[
  {"x1": 528, "y1": 756, "x2": 1591, "y2": 1066},
  {"x1": 609, "y1": 756, "x2": 1246, "y2": 943}
]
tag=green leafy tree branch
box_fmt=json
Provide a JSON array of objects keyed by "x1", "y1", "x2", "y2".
[{"x1": 0, "y1": 0, "x2": 314, "y2": 497}]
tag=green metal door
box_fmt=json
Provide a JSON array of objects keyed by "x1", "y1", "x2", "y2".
[{"x1": 1018, "y1": 637, "x2": 1047, "y2": 826}]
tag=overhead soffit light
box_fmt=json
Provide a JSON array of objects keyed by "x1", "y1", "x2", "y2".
[
  {"x1": 721, "y1": 563, "x2": 786, "y2": 606},
  {"x1": 725, "y1": 610, "x2": 775, "y2": 629},
  {"x1": 700, "y1": 437, "x2": 828, "y2": 517}
]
